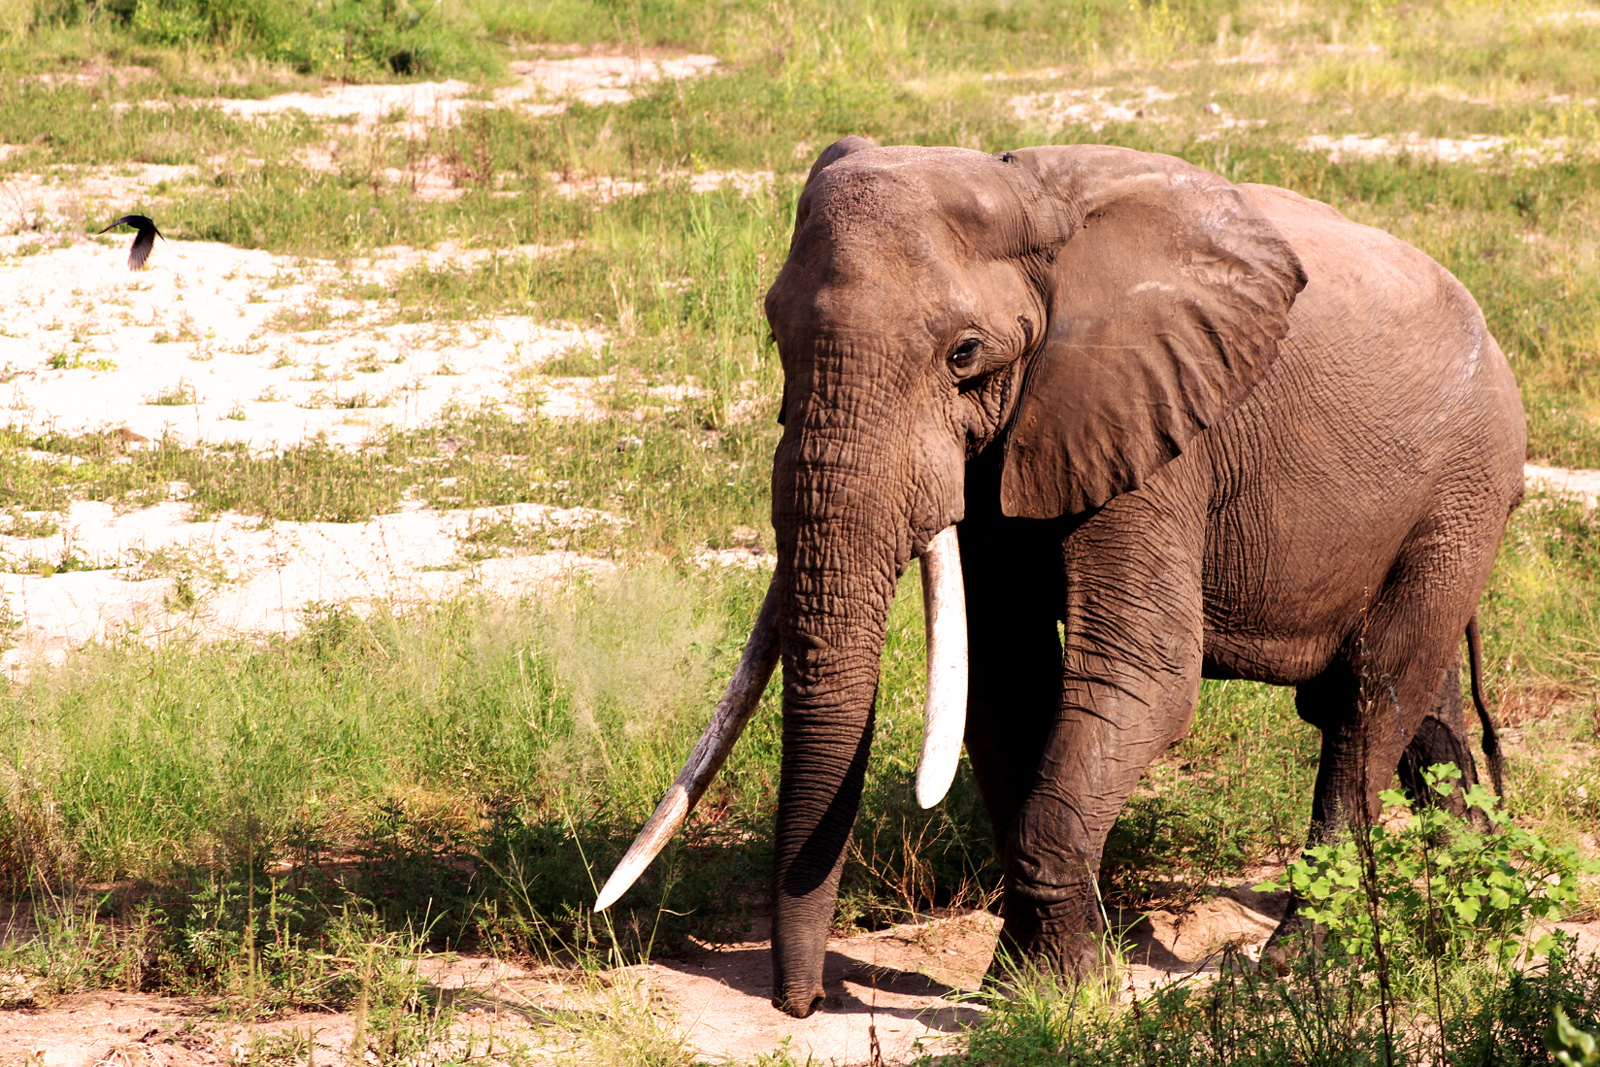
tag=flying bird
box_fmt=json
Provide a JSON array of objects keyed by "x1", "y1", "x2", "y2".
[{"x1": 97, "y1": 215, "x2": 164, "y2": 271}]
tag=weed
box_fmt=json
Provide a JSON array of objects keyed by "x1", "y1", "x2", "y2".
[
  {"x1": 146, "y1": 380, "x2": 198, "y2": 406},
  {"x1": 1, "y1": 507, "x2": 59, "y2": 539},
  {"x1": 1550, "y1": 1008, "x2": 1600, "y2": 1067},
  {"x1": 44, "y1": 350, "x2": 115, "y2": 371}
]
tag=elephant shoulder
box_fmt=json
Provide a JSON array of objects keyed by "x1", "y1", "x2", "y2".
[
  {"x1": 1237, "y1": 184, "x2": 1461, "y2": 314},
  {"x1": 1235, "y1": 183, "x2": 1350, "y2": 226}
]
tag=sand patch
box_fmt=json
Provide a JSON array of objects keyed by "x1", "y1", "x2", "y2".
[
  {"x1": 546, "y1": 167, "x2": 776, "y2": 202},
  {"x1": 1302, "y1": 131, "x2": 1600, "y2": 164},
  {"x1": 0, "y1": 164, "x2": 203, "y2": 234},
  {"x1": 198, "y1": 54, "x2": 719, "y2": 132},
  {"x1": 1525, "y1": 463, "x2": 1600, "y2": 506},
  {"x1": 1008, "y1": 85, "x2": 1181, "y2": 131},
  {"x1": 1541, "y1": 9, "x2": 1600, "y2": 24},
  {"x1": 22, "y1": 64, "x2": 157, "y2": 88},
  {"x1": 1303, "y1": 132, "x2": 1512, "y2": 163},
  {"x1": 0, "y1": 498, "x2": 618, "y2": 674},
  {"x1": 0, "y1": 236, "x2": 608, "y2": 448},
  {"x1": 0, "y1": 878, "x2": 1334, "y2": 1065}
]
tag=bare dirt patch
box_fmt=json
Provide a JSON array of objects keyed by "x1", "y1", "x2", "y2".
[
  {"x1": 0, "y1": 164, "x2": 203, "y2": 234},
  {"x1": 546, "y1": 167, "x2": 776, "y2": 203},
  {"x1": 1526, "y1": 462, "x2": 1600, "y2": 506},
  {"x1": 1303, "y1": 132, "x2": 1513, "y2": 163},
  {"x1": 0, "y1": 236, "x2": 604, "y2": 447},
  {"x1": 1007, "y1": 85, "x2": 1181, "y2": 131},
  {"x1": 0, "y1": 886, "x2": 1305, "y2": 1066},
  {"x1": 3, "y1": 873, "x2": 1596, "y2": 1063},
  {"x1": 1301, "y1": 131, "x2": 1600, "y2": 164},
  {"x1": 22, "y1": 65, "x2": 157, "y2": 88},
  {"x1": 0, "y1": 498, "x2": 619, "y2": 675},
  {"x1": 196, "y1": 54, "x2": 719, "y2": 132}
]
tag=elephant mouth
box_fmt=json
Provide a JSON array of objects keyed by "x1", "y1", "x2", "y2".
[{"x1": 591, "y1": 524, "x2": 970, "y2": 911}]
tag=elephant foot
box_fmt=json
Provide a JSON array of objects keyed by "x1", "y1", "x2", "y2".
[
  {"x1": 1259, "y1": 898, "x2": 1322, "y2": 976},
  {"x1": 987, "y1": 893, "x2": 1116, "y2": 992}
]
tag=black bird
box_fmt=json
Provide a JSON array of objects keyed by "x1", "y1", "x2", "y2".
[{"x1": 97, "y1": 215, "x2": 164, "y2": 271}]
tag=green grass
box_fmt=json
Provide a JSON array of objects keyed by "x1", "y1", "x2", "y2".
[{"x1": 1, "y1": 0, "x2": 1599, "y2": 1057}]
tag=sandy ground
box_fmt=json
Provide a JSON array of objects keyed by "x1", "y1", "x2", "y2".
[
  {"x1": 0, "y1": 235, "x2": 608, "y2": 448},
  {"x1": 3, "y1": 890, "x2": 1592, "y2": 1065},
  {"x1": 114, "y1": 55, "x2": 720, "y2": 135},
  {"x1": 1525, "y1": 462, "x2": 1600, "y2": 506},
  {"x1": 0, "y1": 887, "x2": 1277, "y2": 1066},
  {"x1": 1007, "y1": 85, "x2": 1184, "y2": 130},
  {"x1": 0, "y1": 499, "x2": 619, "y2": 673}
]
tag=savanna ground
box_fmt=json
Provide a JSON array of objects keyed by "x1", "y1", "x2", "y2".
[{"x1": 1, "y1": 0, "x2": 1600, "y2": 1063}]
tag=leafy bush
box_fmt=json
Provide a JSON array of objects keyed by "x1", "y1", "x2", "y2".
[
  {"x1": 949, "y1": 766, "x2": 1600, "y2": 1067},
  {"x1": 1258, "y1": 764, "x2": 1595, "y2": 976},
  {"x1": 950, "y1": 943, "x2": 1600, "y2": 1067}
]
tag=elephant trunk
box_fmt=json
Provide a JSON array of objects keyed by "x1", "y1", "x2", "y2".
[
  {"x1": 768, "y1": 494, "x2": 901, "y2": 1013},
  {"x1": 771, "y1": 515, "x2": 968, "y2": 1018}
]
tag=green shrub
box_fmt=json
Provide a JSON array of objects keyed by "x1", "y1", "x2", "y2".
[{"x1": 1257, "y1": 764, "x2": 1595, "y2": 977}]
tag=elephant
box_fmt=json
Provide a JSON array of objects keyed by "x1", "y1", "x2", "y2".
[{"x1": 594, "y1": 138, "x2": 1527, "y2": 1018}]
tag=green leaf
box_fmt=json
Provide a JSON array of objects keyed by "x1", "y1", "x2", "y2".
[{"x1": 1546, "y1": 1007, "x2": 1600, "y2": 1067}]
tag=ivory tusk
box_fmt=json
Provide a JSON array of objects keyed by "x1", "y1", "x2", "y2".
[
  {"x1": 594, "y1": 579, "x2": 781, "y2": 912},
  {"x1": 915, "y1": 525, "x2": 969, "y2": 809}
]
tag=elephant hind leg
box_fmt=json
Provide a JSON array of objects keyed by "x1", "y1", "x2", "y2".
[
  {"x1": 1396, "y1": 652, "x2": 1490, "y2": 822},
  {"x1": 1271, "y1": 506, "x2": 1502, "y2": 958},
  {"x1": 1267, "y1": 647, "x2": 1454, "y2": 961}
]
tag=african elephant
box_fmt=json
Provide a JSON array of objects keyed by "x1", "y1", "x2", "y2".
[{"x1": 595, "y1": 139, "x2": 1526, "y2": 1018}]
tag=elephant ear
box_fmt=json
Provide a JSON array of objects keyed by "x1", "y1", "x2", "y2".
[{"x1": 999, "y1": 146, "x2": 1307, "y2": 519}]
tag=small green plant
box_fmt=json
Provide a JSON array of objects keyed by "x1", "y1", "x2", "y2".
[
  {"x1": 1258, "y1": 764, "x2": 1596, "y2": 972},
  {"x1": 146, "y1": 380, "x2": 198, "y2": 406},
  {"x1": 45, "y1": 351, "x2": 116, "y2": 372},
  {"x1": 1, "y1": 508, "x2": 60, "y2": 539}
]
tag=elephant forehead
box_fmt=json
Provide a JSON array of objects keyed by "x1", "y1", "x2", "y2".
[
  {"x1": 806, "y1": 147, "x2": 1022, "y2": 238},
  {"x1": 770, "y1": 243, "x2": 973, "y2": 342}
]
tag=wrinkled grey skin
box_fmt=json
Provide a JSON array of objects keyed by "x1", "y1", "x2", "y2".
[{"x1": 761, "y1": 139, "x2": 1525, "y2": 1018}]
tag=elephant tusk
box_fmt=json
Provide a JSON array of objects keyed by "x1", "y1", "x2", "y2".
[
  {"x1": 915, "y1": 525, "x2": 969, "y2": 809},
  {"x1": 594, "y1": 578, "x2": 781, "y2": 912}
]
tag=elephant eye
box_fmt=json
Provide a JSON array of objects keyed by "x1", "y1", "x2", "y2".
[{"x1": 949, "y1": 338, "x2": 982, "y2": 367}]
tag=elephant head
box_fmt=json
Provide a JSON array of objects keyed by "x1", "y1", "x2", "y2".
[{"x1": 596, "y1": 140, "x2": 1306, "y2": 1017}]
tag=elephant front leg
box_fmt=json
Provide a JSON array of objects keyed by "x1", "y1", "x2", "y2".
[
  {"x1": 996, "y1": 542, "x2": 1205, "y2": 980},
  {"x1": 997, "y1": 654, "x2": 1204, "y2": 978}
]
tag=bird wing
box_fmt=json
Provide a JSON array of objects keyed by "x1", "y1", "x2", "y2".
[
  {"x1": 129, "y1": 228, "x2": 159, "y2": 271},
  {"x1": 97, "y1": 215, "x2": 144, "y2": 235},
  {"x1": 128, "y1": 227, "x2": 157, "y2": 270}
]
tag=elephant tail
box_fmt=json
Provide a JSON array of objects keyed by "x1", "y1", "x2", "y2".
[{"x1": 1466, "y1": 615, "x2": 1507, "y2": 796}]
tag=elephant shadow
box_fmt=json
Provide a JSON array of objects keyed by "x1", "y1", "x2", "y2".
[{"x1": 652, "y1": 942, "x2": 986, "y2": 1029}]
